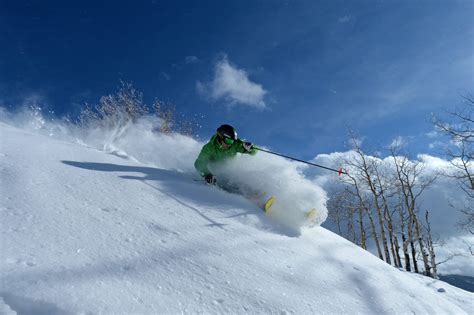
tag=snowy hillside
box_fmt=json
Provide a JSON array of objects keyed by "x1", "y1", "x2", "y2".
[{"x1": 0, "y1": 122, "x2": 472, "y2": 314}]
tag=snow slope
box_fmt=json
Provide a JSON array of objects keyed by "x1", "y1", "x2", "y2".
[{"x1": 0, "y1": 122, "x2": 472, "y2": 314}]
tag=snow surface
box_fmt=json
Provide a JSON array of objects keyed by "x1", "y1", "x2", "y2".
[{"x1": 0, "y1": 122, "x2": 472, "y2": 314}]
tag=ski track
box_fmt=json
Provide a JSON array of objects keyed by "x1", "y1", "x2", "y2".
[{"x1": 0, "y1": 122, "x2": 472, "y2": 314}]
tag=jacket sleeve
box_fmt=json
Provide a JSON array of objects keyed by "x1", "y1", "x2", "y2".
[
  {"x1": 194, "y1": 143, "x2": 214, "y2": 177},
  {"x1": 235, "y1": 139, "x2": 258, "y2": 156}
]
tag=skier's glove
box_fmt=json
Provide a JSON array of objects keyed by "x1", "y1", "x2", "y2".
[
  {"x1": 204, "y1": 174, "x2": 216, "y2": 185},
  {"x1": 243, "y1": 142, "x2": 254, "y2": 152}
]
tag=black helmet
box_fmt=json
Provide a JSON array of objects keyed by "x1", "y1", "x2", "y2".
[{"x1": 217, "y1": 124, "x2": 237, "y2": 140}]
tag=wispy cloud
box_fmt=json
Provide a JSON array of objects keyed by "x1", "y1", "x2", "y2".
[
  {"x1": 429, "y1": 141, "x2": 444, "y2": 149},
  {"x1": 389, "y1": 136, "x2": 406, "y2": 148},
  {"x1": 160, "y1": 72, "x2": 171, "y2": 81},
  {"x1": 197, "y1": 56, "x2": 267, "y2": 109},
  {"x1": 185, "y1": 56, "x2": 199, "y2": 64},
  {"x1": 425, "y1": 130, "x2": 439, "y2": 138},
  {"x1": 338, "y1": 15, "x2": 354, "y2": 24},
  {"x1": 171, "y1": 56, "x2": 200, "y2": 70}
]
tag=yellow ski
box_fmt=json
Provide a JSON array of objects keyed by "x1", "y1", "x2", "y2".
[
  {"x1": 264, "y1": 196, "x2": 276, "y2": 213},
  {"x1": 306, "y1": 208, "x2": 318, "y2": 222},
  {"x1": 263, "y1": 197, "x2": 318, "y2": 225}
]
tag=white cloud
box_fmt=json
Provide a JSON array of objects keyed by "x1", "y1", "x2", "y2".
[
  {"x1": 417, "y1": 154, "x2": 451, "y2": 171},
  {"x1": 197, "y1": 56, "x2": 267, "y2": 109}
]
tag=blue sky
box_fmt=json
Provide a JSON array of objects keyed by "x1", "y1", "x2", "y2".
[{"x1": 1, "y1": 0, "x2": 473, "y2": 159}]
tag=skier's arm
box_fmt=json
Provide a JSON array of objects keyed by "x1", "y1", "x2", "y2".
[
  {"x1": 236, "y1": 139, "x2": 257, "y2": 155},
  {"x1": 194, "y1": 143, "x2": 214, "y2": 177}
]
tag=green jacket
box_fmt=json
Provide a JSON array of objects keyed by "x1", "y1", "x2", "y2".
[{"x1": 194, "y1": 135, "x2": 257, "y2": 177}]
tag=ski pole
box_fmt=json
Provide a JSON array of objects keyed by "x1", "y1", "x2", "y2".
[{"x1": 254, "y1": 147, "x2": 348, "y2": 176}]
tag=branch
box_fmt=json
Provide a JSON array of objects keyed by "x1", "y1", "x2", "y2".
[{"x1": 435, "y1": 252, "x2": 466, "y2": 266}]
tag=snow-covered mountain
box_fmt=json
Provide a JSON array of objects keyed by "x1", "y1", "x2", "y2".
[{"x1": 1, "y1": 122, "x2": 472, "y2": 314}]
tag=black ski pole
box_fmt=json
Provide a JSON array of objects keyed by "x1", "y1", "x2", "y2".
[{"x1": 254, "y1": 147, "x2": 348, "y2": 176}]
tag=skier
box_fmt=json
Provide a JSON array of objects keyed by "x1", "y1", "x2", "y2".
[{"x1": 194, "y1": 124, "x2": 257, "y2": 184}]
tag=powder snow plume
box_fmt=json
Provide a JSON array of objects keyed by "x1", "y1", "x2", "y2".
[
  {"x1": 0, "y1": 106, "x2": 328, "y2": 231},
  {"x1": 211, "y1": 154, "x2": 328, "y2": 231}
]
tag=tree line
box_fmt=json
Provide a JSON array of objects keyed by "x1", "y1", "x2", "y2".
[{"x1": 328, "y1": 95, "x2": 473, "y2": 279}]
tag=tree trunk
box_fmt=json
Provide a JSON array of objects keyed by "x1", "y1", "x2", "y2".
[
  {"x1": 367, "y1": 208, "x2": 384, "y2": 260},
  {"x1": 376, "y1": 203, "x2": 391, "y2": 264},
  {"x1": 362, "y1": 159, "x2": 392, "y2": 264},
  {"x1": 398, "y1": 205, "x2": 411, "y2": 271},
  {"x1": 385, "y1": 205, "x2": 401, "y2": 267},
  {"x1": 425, "y1": 210, "x2": 438, "y2": 278},
  {"x1": 387, "y1": 223, "x2": 398, "y2": 267},
  {"x1": 347, "y1": 209, "x2": 357, "y2": 245},
  {"x1": 358, "y1": 205, "x2": 367, "y2": 250},
  {"x1": 414, "y1": 211, "x2": 432, "y2": 277},
  {"x1": 410, "y1": 241, "x2": 419, "y2": 273},
  {"x1": 408, "y1": 217, "x2": 419, "y2": 273},
  {"x1": 402, "y1": 234, "x2": 411, "y2": 272},
  {"x1": 393, "y1": 233, "x2": 402, "y2": 268}
]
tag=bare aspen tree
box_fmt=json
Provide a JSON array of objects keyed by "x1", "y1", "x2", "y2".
[
  {"x1": 433, "y1": 94, "x2": 473, "y2": 234},
  {"x1": 348, "y1": 136, "x2": 392, "y2": 264},
  {"x1": 79, "y1": 82, "x2": 196, "y2": 138},
  {"x1": 425, "y1": 210, "x2": 438, "y2": 278},
  {"x1": 329, "y1": 131, "x2": 441, "y2": 276},
  {"x1": 374, "y1": 164, "x2": 402, "y2": 268},
  {"x1": 366, "y1": 158, "x2": 392, "y2": 265},
  {"x1": 153, "y1": 99, "x2": 176, "y2": 134},
  {"x1": 354, "y1": 190, "x2": 368, "y2": 250},
  {"x1": 345, "y1": 186, "x2": 368, "y2": 249},
  {"x1": 391, "y1": 147, "x2": 436, "y2": 276},
  {"x1": 396, "y1": 201, "x2": 412, "y2": 271},
  {"x1": 388, "y1": 206, "x2": 402, "y2": 268},
  {"x1": 346, "y1": 206, "x2": 358, "y2": 245},
  {"x1": 78, "y1": 102, "x2": 99, "y2": 127},
  {"x1": 391, "y1": 152, "x2": 418, "y2": 273},
  {"x1": 385, "y1": 203, "x2": 402, "y2": 268},
  {"x1": 327, "y1": 189, "x2": 346, "y2": 236},
  {"x1": 328, "y1": 176, "x2": 371, "y2": 250},
  {"x1": 344, "y1": 158, "x2": 383, "y2": 259},
  {"x1": 328, "y1": 188, "x2": 363, "y2": 244},
  {"x1": 80, "y1": 82, "x2": 147, "y2": 128}
]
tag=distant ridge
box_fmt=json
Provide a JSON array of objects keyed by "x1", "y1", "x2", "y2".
[{"x1": 439, "y1": 275, "x2": 474, "y2": 292}]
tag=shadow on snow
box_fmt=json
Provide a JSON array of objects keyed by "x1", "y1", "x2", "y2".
[{"x1": 61, "y1": 160, "x2": 299, "y2": 237}]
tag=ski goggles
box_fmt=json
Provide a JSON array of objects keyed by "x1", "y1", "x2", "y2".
[{"x1": 222, "y1": 137, "x2": 235, "y2": 145}]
